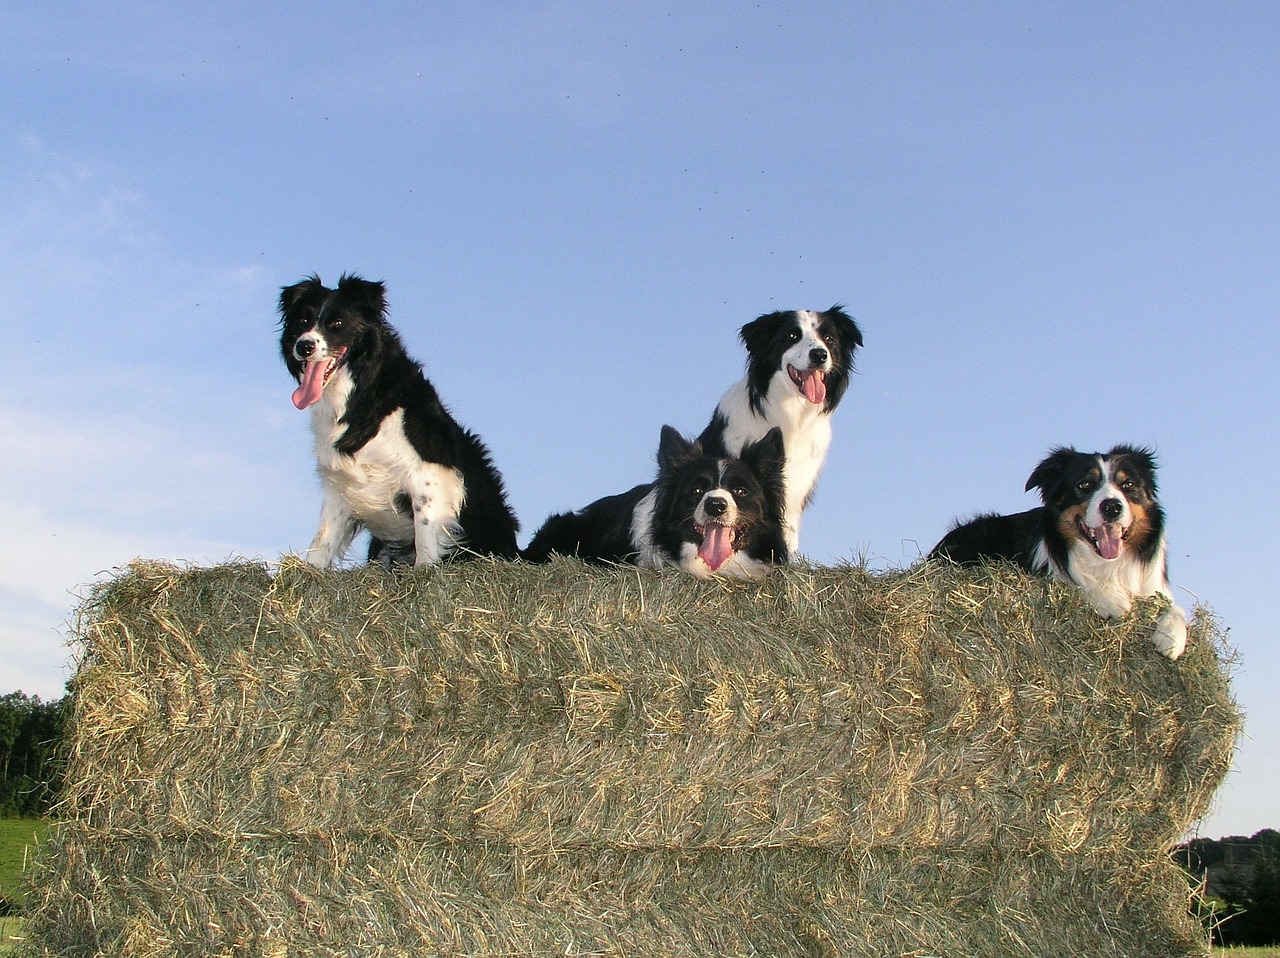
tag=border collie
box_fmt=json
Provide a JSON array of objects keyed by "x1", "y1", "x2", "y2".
[
  {"x1": 522, "y1": 426, "x2": 788, "y2": 579},
  {"x1": 929, "y1": 445, "x2": 1187, "y2": 659},
  {"x1": 697, "y1": 306, "x2": 862, "y2": 555},
  {"x1": 279, "y1": 274, "x2": 519, "y2": 566}
]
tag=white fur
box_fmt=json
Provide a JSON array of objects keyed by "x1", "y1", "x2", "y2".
[
  {"x1": 711, "y1": 311, "x2": 836, "y2": 555},
  {"x1": 631, "y1": 489, "x2": 658, "y2": 567},
  {"x1": 305, "y1": 368, "x2": 466, "y2": 567}
]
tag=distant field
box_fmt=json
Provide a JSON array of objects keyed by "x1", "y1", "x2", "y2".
[
  {"x1": 0, "y1": 917, "x2": 24, "y2": 956},
  {"x1": 0, "y1": 820, "x2": 47, "y2": 905},
  {"x1": 0, "y1": 820, "x2": 44, "y2": 957}
]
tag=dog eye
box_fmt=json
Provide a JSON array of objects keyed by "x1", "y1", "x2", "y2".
[
  {"x1": 1076, "y1": 480, "x2": 1094, "y2": 492},
  {"x1": 787, "y1": 330, "x2": 801, "y2": 342},
  {"x1": 732, "y1": 486, "x2": 748, "y2": 497},
  {"x1": 330, "y1": 319, "x2": 343, "y2": 329}
]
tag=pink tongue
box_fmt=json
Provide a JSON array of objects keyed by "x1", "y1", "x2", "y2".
[
  {"x1": 292, "y1": 361, "x2": 329, "y2": 410},
  {"x1": 800, "y1": 369, "x2": 827, "y2": 405},
  {"x1": 698, "y1": 524, "x2": 736, "y2": 572},
  {"x1": 1093, "y1": 524, "x2": 1123, "y2": 560}
]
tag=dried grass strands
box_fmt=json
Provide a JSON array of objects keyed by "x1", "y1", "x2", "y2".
[{"x1": 23, "y1": 557, "x2": 1239, "y2": 957}]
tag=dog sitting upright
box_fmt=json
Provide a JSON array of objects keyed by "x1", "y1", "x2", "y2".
[
  {"x1": 523, "y1": 426, "x2": 788, "y2": 579},
  {"x1": 279, "y1": 274, "x2": 519, "y2": 566},
  {"x1": 929, "y1": 445, "x2": 1187, "y2": 659},
  {"x1": 697, "y1": 306, "x2": 862, "y2": 556}
]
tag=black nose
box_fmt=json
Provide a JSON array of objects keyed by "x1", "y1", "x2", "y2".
[
  {"x1": 295, "y1": 339, "x2": 315, "y2": 359},
  {"x1": 703, "y1": 496, "x2": 728, "y2": 518},
  {"x1": 1100, "y1": 498, "x2": 1123, "y2": 522},
  {"x1": 809, "y1": 347, "x2": 828, "y2": 366}
]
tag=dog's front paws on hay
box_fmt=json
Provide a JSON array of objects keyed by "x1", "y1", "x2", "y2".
[{"x1": 1151, "y1": 605, "x2": 1188, "y2": 660}]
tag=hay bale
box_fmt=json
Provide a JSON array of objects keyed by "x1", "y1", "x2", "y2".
[{"x1": 24, "y1": 558, "x2": 1238, "y2": 957}]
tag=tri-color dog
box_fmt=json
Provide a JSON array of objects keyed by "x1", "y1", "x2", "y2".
[{"x1": 930, "y1": 445, "x2": 1187, "y2": 658}]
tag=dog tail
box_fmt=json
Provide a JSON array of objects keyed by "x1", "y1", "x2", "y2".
[{"x1": 520, "y1": 512, "x2": 589, "y2": 563}]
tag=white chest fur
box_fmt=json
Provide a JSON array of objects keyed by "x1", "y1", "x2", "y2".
[
  {"x1": 713, "y1": 376, "x2": 833, "y2": 554},
  {"x1": 305, "y1": 377, "x2": 466, "y2": 565}
]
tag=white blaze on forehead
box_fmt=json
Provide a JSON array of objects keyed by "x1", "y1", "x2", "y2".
[
  {"x1": 1100, "y1": 455, "x2": 1127, "y2": 502},
  {"x1": 795, "y1": 311, "x2": 823, "y2": 348},
  {"x1": 784, "y1": 311, "x2": 833, "y2": 371}
]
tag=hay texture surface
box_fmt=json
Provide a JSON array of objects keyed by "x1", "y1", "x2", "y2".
[{"x1": 25, "y1": 558, "x2": 1239, "y2": 957}]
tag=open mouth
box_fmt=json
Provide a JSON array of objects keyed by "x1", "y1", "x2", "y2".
[
  {"x1": 786, "y1": 364, "x2": 828, "y2": 405},
  {"x1": 695, "y1": 521, "x2": 739, "y2": 572},
  {"x1": 291, "y1": 346, "x2": 348, "y2": 410},
  {"x1": 1077, "y1": 517, "x2": 1128, "y2": 561}
]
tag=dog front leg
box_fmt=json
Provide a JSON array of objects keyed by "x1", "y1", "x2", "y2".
[
  {"x1": 307, "y1": 483, "x2": 360, "y2": 567},
  {"x1": 1150, "y1": 600, "x2": 1188, "y2": 660},
  {"x1": 408, "y1": 464, "x2": 466, "y2": 565}
]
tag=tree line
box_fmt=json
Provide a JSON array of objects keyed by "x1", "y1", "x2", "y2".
[
  {"x1": 0, "y1": 691, "x2": 66, "y2": 818},
  {"x1": 1176, "y1": 829, "x2": 1280, "y2": 947}
]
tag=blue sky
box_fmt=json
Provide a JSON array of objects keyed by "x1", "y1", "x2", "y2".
[{"x1": 2, "y1": 2, "x2": 1275, "y2": 839}]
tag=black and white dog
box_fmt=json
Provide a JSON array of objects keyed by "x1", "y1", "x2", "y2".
[
  {"x1": 929, "y1": 445, "x2": 1187, "y2": 659},
  {"x1": 697, "y1": 306, "x2": 862, "y2": 555},
  {"x1": 522, "y1": 426, "x2": 788, "y2": 579},
  {"x1": 279, "y1": 274, "x2": 519, "y2": 566}
]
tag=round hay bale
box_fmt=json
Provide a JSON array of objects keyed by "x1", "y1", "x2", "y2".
[{"x1": 23, "y1": 558, "x2": 1239, "y2": 957}]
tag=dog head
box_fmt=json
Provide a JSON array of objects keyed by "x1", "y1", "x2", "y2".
[
  {"x1": 738, "y1": 306, "x2": 862, "y2": 415},
  {"x1": 651, "y1": 425, "x2": 788, "y2": 578},
  {"x1": 278, "y1": 274, "x2": 393, "y2": 410},
  {"x1": 1026, "y1": 445, "x2": 1164, "y2": 562}
]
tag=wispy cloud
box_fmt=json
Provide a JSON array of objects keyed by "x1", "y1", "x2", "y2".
[
  {"x1": 0, "y1": 403, "x2": 301, "y2": 698},
  {"x1": 0, "y1": 135, "x2": 307, "y2": 698}
]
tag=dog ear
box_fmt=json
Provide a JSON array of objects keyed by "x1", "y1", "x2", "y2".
[
  {"x1": 825, "y1": 304, "x2": 864, "y2": 352},
  {"x1": 741, "y1": 427, "x2": 786, "y2": 479},
  {"x1": 278, "y1": 274, "x2": 324, "y2": 322},
  {"x1": 1025, "y1": 447, "x2": 1078, "y2": 498},
  {"x1": 336, "y1": 274, "x2": 389, "y2": 320},
  {"x1": 656, "y1": 425, "x2": 700, "y2": 473},
  {"x1": 738, "y1": 311, "x2": 787, "y2": 355},
  {"x1": 743, "y1": 427, "x2": 787, "y2": 518}
]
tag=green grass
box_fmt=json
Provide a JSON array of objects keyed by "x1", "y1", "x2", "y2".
[
  {"x1": 0, "y1": 821, "x2": 43, "y2": 957},
  {"x1": 0, "y1": 917, "x2": 24, "y2": 956},
  {"x1": 0, "y1": 819, "x2": 48, "y2": 905},
  {"x1": 1214, "y1": 950, "x2": 1280, "y2": 956}
]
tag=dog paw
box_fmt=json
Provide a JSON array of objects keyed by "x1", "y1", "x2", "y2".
[{"x1": 1150, "y1": 607, "x2": 1188, "y2": 660}]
